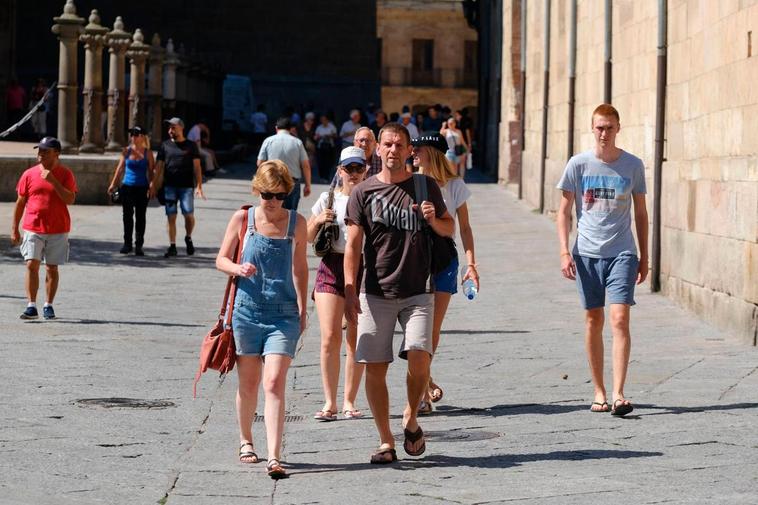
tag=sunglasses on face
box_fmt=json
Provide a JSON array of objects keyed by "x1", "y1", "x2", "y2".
[
  {"x1": 260, "y1": 192, "x2": 288, "y2": 201},
  {"x1": 342, "y1": 164, "x2": 366, "y2": 174}
]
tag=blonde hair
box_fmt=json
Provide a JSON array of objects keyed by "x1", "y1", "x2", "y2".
[
  {"x1": 252, "y1": 160, "x2": 295, "y2": 194},
  {"x1": 419, "y1": 147, "x2": 458, "y2": 186}
]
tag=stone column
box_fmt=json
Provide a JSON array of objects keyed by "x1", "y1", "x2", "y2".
[
  {"x1": 78, "y1": 9, "x2": 108, "y2": 153},
  {"x1": 162, "y1": 38, "x2": 179, "y2": 118},
  {"x1": 126, "y1": 28, "x2": 149, "y2": 129},
  {"x1": 51, "y1": 0, "x2": 85, "y2": 153},
  {"x1": 105, "y1": 16, "x2": 131, "y2": 152},
  {"x1": 148, "y1": 33, "x2": 164, "y2": 148}
]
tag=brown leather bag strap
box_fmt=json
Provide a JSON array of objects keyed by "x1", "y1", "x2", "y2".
[{"x1": 218, "y1": 207, "x2": 251, "y2": 322}]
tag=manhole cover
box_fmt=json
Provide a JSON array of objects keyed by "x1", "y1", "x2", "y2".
[
  {"x1": 253, "y1": 415, "x2": 304, "y2": 423},
  {"x1": 394, "y1": 429, "x2": 500, "y2": 443},
  {"x1": 76, "y1": 398, "x2": 176, "y2": 409}
]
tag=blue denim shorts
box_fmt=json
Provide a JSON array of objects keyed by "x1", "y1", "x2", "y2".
[
  {"x1": 574, "y1": 253, "x2": 639, "y2": 310},
  {"x1": 433, "y1": 254, "x2": 459, "y2": 294},
  {"x1": 163, "y1": 186, "x2": 194, "y2": 215},
  {"x1": 232, "y1": 294, "x2": 301, "y2": 358}
]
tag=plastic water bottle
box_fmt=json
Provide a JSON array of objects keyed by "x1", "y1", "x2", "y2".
[{"x1": 461, "y1": 265, "x2": 477, "y2": 300}]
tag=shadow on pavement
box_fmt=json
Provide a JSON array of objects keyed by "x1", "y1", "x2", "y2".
[
  {"x1": 432, "y1": 403, "x2": 589, "y2": 417},
  {"x1": 288, "y1": 448, "x2": 663, "y2": 475},
  {"x1": 47, "y1": 318, "x2": 203, "y2": 328},
  {"x1": 67, "y1": 238, "x2": 217, "y2": 268},
  {"x1": 634, "y1": 402, "x2": 758, "y2": 416}
]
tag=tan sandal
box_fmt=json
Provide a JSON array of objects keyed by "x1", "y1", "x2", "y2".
[{"x1": 266, "y1": 458, "x2": 288, "y2": 479}]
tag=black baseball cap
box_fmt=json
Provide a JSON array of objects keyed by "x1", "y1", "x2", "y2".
[
  {"x1": 411, "y1": 133, "x2": 447, "y2": 154},
  {"x1": 128, "y1": 126, "x2": 145, "y2": 135},
  {"x1": 34, "y1": 136, "x2": 62, "y2": 151}
]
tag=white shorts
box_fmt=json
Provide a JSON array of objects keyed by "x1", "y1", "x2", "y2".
[{"x1": 20, "y1": 232, "x2": 69, "y2": 265}]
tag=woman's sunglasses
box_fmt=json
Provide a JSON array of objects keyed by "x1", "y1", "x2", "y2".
[
  {"x1": 260, "y1": 192, "x2": 288, "y2": 201},
  {"x1": 342, "y1": 163, "x2": 366, "y2": 174}
]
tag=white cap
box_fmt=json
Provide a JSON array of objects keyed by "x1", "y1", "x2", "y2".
[{"x1": 339, "y1": 146, "x2": 366, "y2": 165}]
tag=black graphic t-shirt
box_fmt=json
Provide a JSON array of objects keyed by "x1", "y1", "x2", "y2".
[
  {"x1": 345, "y1": 175, "x2": 446, "y2": 299},
  {"x1": 157, "y1": 139, "x2": 200, "y2": 188}
]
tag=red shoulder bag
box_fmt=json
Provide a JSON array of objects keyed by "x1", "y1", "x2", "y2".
[{"x1": 193, "y1": 206, "x2": 251, "y2": 398}]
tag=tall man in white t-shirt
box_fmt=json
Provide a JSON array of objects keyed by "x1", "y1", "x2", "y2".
[{"x1": 556, "y1": 103, "x2": 649, "y2": 417}]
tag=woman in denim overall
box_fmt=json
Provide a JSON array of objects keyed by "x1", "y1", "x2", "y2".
[{"x1": 216, "y1": 160, "x2": 308, "y2": 479}]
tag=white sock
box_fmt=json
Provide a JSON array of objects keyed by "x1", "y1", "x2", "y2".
[
  {"x1": 27, "y1": 302, "x2": 36, "y2": 308},
  {"x1": 44, "y1": 302, "x2": 52, "y2": 308}
]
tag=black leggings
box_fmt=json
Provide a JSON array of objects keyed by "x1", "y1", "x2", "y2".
[{"x1": 121, "y1": 185, "x2": 149, "y2": 247}]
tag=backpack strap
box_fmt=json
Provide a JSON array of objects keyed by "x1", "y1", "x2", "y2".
[{"x1": 412, "y1": 173, "x2": 428, "y2": 227}]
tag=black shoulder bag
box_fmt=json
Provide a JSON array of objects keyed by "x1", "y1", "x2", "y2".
[
  {"x1": 312, "y1": 179, "x2": 340, "y2": 257},
  {"x1": 412, "y1": 174, "x2": 457, "y2": 275}
]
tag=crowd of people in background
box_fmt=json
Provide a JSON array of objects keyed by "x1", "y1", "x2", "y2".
[{"x1": 251, "y1": 102, "x2": 476, "y2": 183}]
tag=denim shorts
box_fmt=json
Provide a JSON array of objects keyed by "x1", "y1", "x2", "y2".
[
  {"x1": 574, "y1": 253, "x2": 639, "y2": 310},
  {"x1": 433, "y1": 254, "x2": 459, "y2": 294},
  {"x1": 445, "y1": 150, "x2": 459, "y2": 164},
  {"x1": 163, "y1": 186, "x2": 194, "y2": 215},
  {"x1": 232, "y1": 294, "x2": 301, "y2": 358}
]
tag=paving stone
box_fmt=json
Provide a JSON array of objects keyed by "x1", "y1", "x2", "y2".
[{"x1": 0, "y1": 162, "x2": 756, "y2": 504}]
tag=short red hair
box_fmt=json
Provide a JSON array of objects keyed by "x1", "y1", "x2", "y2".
[{"x1": 592, "y1": 103, "x2": 620, "y2": 123}]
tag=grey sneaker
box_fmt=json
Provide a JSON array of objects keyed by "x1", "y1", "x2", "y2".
[
  {"x1": 42, "y1": 305, "x2": 56, "y2": 320},
  {"x1": 20, "y1": 306, "x2": 38, "y2": 320}
]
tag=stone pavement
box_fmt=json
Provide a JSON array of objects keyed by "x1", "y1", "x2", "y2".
[{"x1": 0, "y1": 162, "x2": 756, "y2": 505}]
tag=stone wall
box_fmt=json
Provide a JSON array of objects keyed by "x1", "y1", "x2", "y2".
[
  {"x1": 378, "y1": 1, "x2": 477, "y2": 114},
  {"x1": 1, "y1": 153, "x2": 119, "y2": 205},
  {"x1": 499, "y1": 0, "x2": 758, "y2": 344}
]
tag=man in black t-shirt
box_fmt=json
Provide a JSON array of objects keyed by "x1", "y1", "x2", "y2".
[
  {"x1": 344, "y1": 123, "x2": 454, "y2": 464},
  {"x1": 150, "y1": 117, "x2": 205, "y2": 258}
]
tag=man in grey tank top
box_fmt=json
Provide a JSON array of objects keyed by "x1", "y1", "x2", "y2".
[{"x1": 556, "y1": 104, "x2": 649, "y2": 417}]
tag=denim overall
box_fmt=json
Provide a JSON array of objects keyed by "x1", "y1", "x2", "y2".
[{"x1": 232, "y1": 206, "x2": 301, "y2": 358}]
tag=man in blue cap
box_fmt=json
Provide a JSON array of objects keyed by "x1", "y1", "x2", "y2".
[{"x1": 10, "y1": 137, "x2": 77, "y2": 320}]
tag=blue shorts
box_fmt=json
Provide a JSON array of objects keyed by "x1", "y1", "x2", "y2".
[
  {"x1": 445, "y1": 150, "x2": 459, "y2": 164},
  {"x1": 433, "y1": 254, "x2": 459, "y2": 294},
  {"x1": 232, "y1": 294, "x2": 301, "y2": 358},
  {"x1": 164, "y1": 186, "x2": 194, "y2": 215},
  {"x1": 574, "y1": 253, "x2": 639, "y2": 310}
]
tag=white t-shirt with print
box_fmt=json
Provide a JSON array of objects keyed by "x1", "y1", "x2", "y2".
[{"x1": 311, "y1": 191, "x2": 349, "y2": 253}]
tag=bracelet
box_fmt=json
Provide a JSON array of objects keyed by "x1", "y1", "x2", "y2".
[
  {"x1": 560, "y1": 252, "x2": 571, "y2": 257},
  {"x1": 467, "y1": 264, "x2": 478, "y2": 269}
]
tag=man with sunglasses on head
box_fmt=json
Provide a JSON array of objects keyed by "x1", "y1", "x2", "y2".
[
  {"x1": 150, "y1": 117, "x2": 205, "y2": 258},
  {"x1": 11, "y1": 137, "x2": 77, "y2": 320},
  {"x1": 344, "y1": 123, "x2": 455, "y2": 464},
  {"x1": 257, "y1": 116, "x2": 312, "y2": 210}
]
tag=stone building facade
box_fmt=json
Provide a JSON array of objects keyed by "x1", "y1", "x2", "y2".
[
  {"x1": 2, "y1": 0, "x2": 379, "y2": 128},
  {"x1": 378, "y1": 0, "x2": 478, "y2": 115},
  {"x1": 498, "y1": 0, "x2": 757, "y2": 344}
]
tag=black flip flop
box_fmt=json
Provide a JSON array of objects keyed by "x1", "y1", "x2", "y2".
[
  {"x1": 403, "y1": 426, "x2": 426, "y2": 457},
  {"x1": 370, "y1": 447, "x2": 398, "y2": 464},
  {"x1": 611, "y1": 399, "x2": 634, "y2": 417}
]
